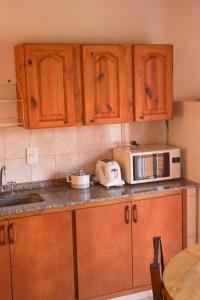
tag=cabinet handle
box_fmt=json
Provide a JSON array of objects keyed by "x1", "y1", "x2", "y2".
[
  {"x1": 27, "y1": 59, "x2": 32, "y2": 65},
  {"x1": 107, "y1": 104, "x2": 112, "y2": 112},
  {"x1": 0, "y1": 225, "x2": 7, "y2": 245},
  {"x1": 139, "y1": 116, "x2": 144, "y2": 120},
  {"x1": 146, "y1": 86, "x2": 153, "y2": 98},
  {"x1": 31, "y1": 97, "x2": 37, "y2": 108},
  {"x1": 124, "y1": 205, "x2": 130, "y2": 224},
  {"x1": 8, "y1": 223, "x2": 16, "y2": 244},
  {"x1": 133, "y1": 205, "x2": 138, "y2": 223},
  {"x1": 97, "y1": 73, "x2": 104, "y2": 81},
  {"x1": 129, "y1": 101, "x2": 133, "y2": 107}
]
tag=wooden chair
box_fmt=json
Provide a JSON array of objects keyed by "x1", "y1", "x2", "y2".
[{"x1": 150, "y1": 236, "x2": 166, "y2": 300}]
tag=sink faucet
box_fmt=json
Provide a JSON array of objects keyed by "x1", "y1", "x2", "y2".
[{"x1": 0, "y1": 166, "x2": 6, "y2": 192}]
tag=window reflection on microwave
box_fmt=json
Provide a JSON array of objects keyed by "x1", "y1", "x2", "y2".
[{"x1": 133, "y1": 153, "x2": 170, "y2": 181}]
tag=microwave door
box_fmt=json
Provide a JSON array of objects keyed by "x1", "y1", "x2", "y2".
[
  {"x1": 133, "y1": 154, "x2": 156, "y2": 181},
  {"x1": 157, "y1": 153, "x2": 170, "y2": 178},
  {"x1": 157, "y1": 154, "x2": 164, "y2": 177},
  {"x1": 133, "y1": 155, "x2": 144, "y2": 180},
  {"x1": 145, "y1": 154, "x2": 155, "y2": 179}
]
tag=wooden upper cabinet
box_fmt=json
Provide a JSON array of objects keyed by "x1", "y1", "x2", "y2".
[
  {"x1": 82, "y1": 45, "x2": 133, "y2": 124},
  {"x1": 133, "y1": 45, "x2": 173, "y2": 121},
  {"x1": 10, "y1": 212, "x2": 75, "y2": 300},
  {"x1": 0, "y1": 220, "x2": 12, "y2": 300},
  {"x1": 132, "y1": 193, "x2": 182, "y2": 288},
  {"x1": 76, "y1": 202, "x2": 133, "y2": 299},
  {"x1": 15, "y1": 44, "x2": 83, "y2": 128}
]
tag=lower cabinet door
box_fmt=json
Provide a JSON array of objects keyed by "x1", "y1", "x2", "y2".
[
  {"x1": 132, "y1": 194, "x2": 183, "y2": 288},
  {"x1": 9, "y1": 212, "x2": 74, "y2": 300},
  {"x1": 76, "y1": 203, "x2": 133, "y2": 300},
  {"x1": 0, "y1": 220, "x2": 12, "y2": 300}
]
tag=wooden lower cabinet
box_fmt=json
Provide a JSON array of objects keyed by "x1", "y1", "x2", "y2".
[
  {"x1": 0, "y1": 220, "x2": 12, "y2": 300},
  {"x1": 132, "y1": 194, "x2": 183, "y2": 288},
  {"x1": 76, "y1": 203, "x2": 133, "y2": 300},
  {"x1": 76, "y1": 193, "x2": 183, "y2": 299},
  {"x1": 10, "y1": 212, "x2": 74, "y2": 300},
  {"x1": 0, "y1": 212, "x2": 74, "y2": 300}
]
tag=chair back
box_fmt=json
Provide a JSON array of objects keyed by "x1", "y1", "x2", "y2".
[{"x1": 150, "y1": 236, "x2": 165, "y2": 300}]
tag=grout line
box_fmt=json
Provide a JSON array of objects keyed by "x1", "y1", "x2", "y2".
[
  {"x1": 120, "y1": 124, "x2": 123, "y2": 146},
  {"x1": 100, "y1": 124, "x2": 102, "y2": 151},
  {"x1": 53, "y1": 128, "x2": 57, "y2": 177},
  {"x1": 28, "y1": 128, "x2": 32, "y2": 182},
  {"x1": 76, "y1": 126, "x2": 80, "y2": 168}
]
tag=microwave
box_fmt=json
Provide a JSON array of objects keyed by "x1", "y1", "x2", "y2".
[{"x1": 113, "y1": 145, "x2": 181, "y2": 184}]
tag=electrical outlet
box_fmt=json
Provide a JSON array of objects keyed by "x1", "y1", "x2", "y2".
[{"x1": 26, "y1": 147, "x2": 39, "y2": 164}]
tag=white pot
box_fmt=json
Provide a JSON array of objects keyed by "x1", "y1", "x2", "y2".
[{"x1": 66, "y1": 172, "x2": 90, "y2": 189}]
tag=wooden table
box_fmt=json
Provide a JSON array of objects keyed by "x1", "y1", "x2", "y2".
[{"x1": 163, "y1": 243, "x2": 200, "y2": 300}]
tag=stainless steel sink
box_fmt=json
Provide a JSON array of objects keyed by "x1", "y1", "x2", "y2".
[{"x1": 0, "y1": 193, "x2": 44, "y2": 208}]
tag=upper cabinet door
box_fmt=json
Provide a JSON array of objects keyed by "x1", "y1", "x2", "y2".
[
  {"x1": 134, "y1": 45, "x2": 173, "y2": 121},
  {"x1": 23, "y1": 44, "x2": 82, "y2": 128},
  {"x1": 83, "y1": 45, "x2": 133, "y2": 124}
]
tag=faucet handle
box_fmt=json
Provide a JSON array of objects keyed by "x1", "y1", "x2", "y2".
[
  {"x1": 7, "y1": 181, "x2": 16, "y2": 194},
  {"x1": 0, "y1": 165, "x2": 6, "y2": 192}
]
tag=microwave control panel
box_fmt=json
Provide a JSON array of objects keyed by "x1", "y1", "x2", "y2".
[{"x1": 171, "y1": 150, "x2": 181, "y2": 177}]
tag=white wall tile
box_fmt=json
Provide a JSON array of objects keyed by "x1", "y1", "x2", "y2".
[
  {"x1": 55, "y1": 127, "x2": 77, "y2": 154},
  {"x1": 4, "y1": 127, "x2": 29, "y2": 159},
  {"x1": 122, "y1": 121, "x2": 167, "y2": 146},
  {"x1": 77, "y1": 126, "x2": 101, "y2": 153},
  {"x1": 100, "y1": 124, "x2": 121, "y2": 150},
  {"x1": 5, "y1": 159, "x2": 31, "y2": 183},
  {"x1": 78, "y1": 151, "x2": 101, "y2": 174},
  {"x1": 55, "y1": 154, "x2": 78, "y2": 179},
  {"x1": 31, "y1": 156, "x2": 56, "y2": 181},
  {"x1": 30, "y1": 128, "x2": 55, "y2": 156},
  {"x1": 100, "y1": 149, "x2": 113, "y2": 160}
]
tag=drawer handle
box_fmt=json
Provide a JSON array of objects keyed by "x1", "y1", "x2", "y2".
[
  {"x1": 133, "y1": 205, "x2": 138, "y2": 223},
  {"x1": 0, "y1": 225, "x2": 7, "y2": 246},
  {"x1": 8, "y1": 223, "x2": 16, "y2": 244},
  {"x1": 124, "y1": 205, "x2": 130, "y2": 224}
]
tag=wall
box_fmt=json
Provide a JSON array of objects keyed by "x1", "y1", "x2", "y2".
[
  {"x1": 169, "y1": 101, "x2": 200, "y2": 182},
  {"x1": 1, "y1": 0, "x2": 200, "y2": 100},
  {"x1": 169, "y1": 101, "x2": 199, "y2": 243}
]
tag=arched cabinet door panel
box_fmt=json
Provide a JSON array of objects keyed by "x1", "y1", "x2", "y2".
[
  {"x1": 15, "y1": 44, "x2": 83, "y2": 128},
  {"x1": 134, "y1": 45, "x2": 173, "y2": 121},
  {"x1": 83, "y1": 45, "x2": 133, "y2": 125}
]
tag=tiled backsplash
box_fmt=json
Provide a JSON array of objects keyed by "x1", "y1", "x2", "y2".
[{"x1": 0, "y1": 121, "x2": 167, "y2": 183}]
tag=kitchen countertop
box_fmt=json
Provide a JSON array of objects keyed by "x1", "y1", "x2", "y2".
[{"x1": 0, "y1": 178, "x2": 198, "y2": 218}]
